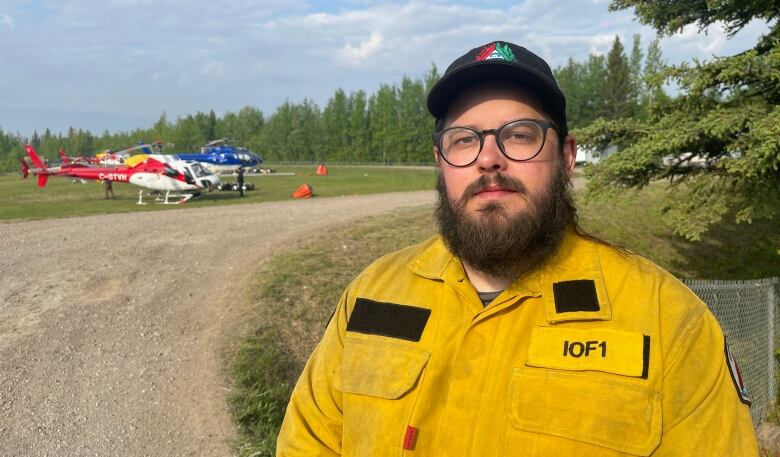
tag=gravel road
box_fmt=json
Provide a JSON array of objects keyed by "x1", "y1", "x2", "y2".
[{"x1": 0, "y1": 191, "x2": 435, "y2": 456}]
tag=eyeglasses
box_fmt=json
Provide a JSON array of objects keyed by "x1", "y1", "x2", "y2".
[{"x1": 432, "y1": 118, "x2": 558, "y2": 167}]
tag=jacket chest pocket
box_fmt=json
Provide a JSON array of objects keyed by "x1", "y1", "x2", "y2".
[
  {"x1": 338, "y1": 335, "x2": 430, "y2": 456},
  {"x1": 502, "y1": 367, "x2": 662, "y2": 456},
  {"x1": 340, "y1": 335, "x2": 430, "y2": 398}
]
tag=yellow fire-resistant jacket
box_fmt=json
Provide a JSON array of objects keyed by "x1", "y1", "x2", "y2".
[{"x1": 277, "y1": 230, "x2": 758, "y2": 456}]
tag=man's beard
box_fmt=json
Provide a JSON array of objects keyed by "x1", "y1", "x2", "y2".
[{"x1": 435, "y1": 163, "x2": 576, "y2": 283}]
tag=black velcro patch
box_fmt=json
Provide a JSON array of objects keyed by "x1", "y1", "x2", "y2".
[
  {"x1": 346, "y1": 298, "x2": 431, "y2": 342},
  {"x1": 553, "y1": 280, "x2": 600, "y2": 313}
]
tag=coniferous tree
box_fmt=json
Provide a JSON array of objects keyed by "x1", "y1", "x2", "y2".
[
  {"x1": 629, "y1": 34, "x2": 645, "y2": 116},
  {"x1": 604, "y1": 35, "x2": 635, "y2": 120}
]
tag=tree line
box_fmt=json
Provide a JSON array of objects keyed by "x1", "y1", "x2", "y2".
[{"x1": 1, "y1": 36, "x2": 662, "y2": 172}]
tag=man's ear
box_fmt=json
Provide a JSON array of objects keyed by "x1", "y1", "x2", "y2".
[
  {"x1": 562, "y1": 134, "x2": 577, "y2": 177},
  {"x1": 433, "y1": 145, "x2": 442, "y2": 167}
]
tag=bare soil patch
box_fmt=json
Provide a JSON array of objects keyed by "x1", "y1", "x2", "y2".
[{"x1": 0, "y1": 191, "x2": 434, "y2": 456}]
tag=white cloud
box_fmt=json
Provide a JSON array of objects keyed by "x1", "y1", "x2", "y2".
[
  {"x1": 338, "y1": 32, "x2": 384, "y2": 66},
  {"x1": 657, "y1": 18, "x2": 769, "y2": 66},
  {"x1": 670, "y1": 23, "x2": 725, "y2": 55}
]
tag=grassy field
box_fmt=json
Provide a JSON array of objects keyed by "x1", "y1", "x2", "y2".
[
  {"x1": 229, "y1": 181, "x2": 779, "y2": 456},
  {"x1": 0, "y1": 165, "x2": 434, "y2": 221}
]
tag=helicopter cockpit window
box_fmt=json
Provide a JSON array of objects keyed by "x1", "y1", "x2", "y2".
[
  {"x1": 183, "y1": 168, "x2": 195, "y2": 184},
  {"x1": 190, "y1": 163, "x2": 210, "y2": 177}
]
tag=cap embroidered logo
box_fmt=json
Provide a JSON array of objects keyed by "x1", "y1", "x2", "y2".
[{"x1": 475, "y1": 42, "x2": 517, "y2": 62}]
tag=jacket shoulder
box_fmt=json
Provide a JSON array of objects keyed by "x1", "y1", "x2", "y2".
[
  {"x1": 356, "y1": 235, "x2": 441, "y2": 278},
  {"x1": 593, "y1": 240, "x2": 707, "y2": 313},
  {"x1": 589, "y1": 239, "x2": 716, "y2": 367}
]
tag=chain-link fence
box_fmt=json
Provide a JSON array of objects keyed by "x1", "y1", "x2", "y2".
[{"x1": 684, "y1": 277, "x2": 780, "y2": 425}]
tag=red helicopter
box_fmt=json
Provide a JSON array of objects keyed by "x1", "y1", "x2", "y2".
[{"x1": 21, "y1": 144, "x2": 221, "y2": 204}]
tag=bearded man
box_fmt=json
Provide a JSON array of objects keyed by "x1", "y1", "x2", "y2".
[{"x1": 276, "y1": 41, "x2": 758, "y2": 456}]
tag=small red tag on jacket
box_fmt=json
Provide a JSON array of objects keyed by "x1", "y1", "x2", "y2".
[{"x1": 403, "y1": 425, "x2": 418, "y2": 450}]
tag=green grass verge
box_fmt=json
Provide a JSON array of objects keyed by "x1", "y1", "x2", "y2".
[
  {"x1": 229, "y1": 328, "x2": 296, "y2": 457},
  {"x1": 0, "y1": 165, "x2": 434, "y2": 221},
  {"x1": 229, "y1": 183, "x2": 778, "y2": 455}
]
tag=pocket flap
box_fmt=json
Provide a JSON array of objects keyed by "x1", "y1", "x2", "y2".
[
  {"x1": 339, "y1": 336, "x2": 430, "y2": 399},
  {"x1": 507, "y1": 367, "x2": 661, "y2": 456}
]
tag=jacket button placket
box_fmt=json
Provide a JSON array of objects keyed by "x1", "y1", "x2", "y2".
[{"x1": 437, "y1": 315, "x2": 498, "y2": 454}]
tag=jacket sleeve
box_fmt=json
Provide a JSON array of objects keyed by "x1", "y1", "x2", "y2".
[
  {"x1": 276, "y1": 292, "x2": 349, "y2": 456},
  {"x1": 653, "y1": 308, "x2": 759, "y2": 456}
]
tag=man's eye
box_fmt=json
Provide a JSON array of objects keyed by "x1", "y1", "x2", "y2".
[
  {"x1": 453, "y1": 136, "x2": 475, "y2": 145},
  {"x1": 506, "y1": 131, "x2": 536, "y2": 142}
]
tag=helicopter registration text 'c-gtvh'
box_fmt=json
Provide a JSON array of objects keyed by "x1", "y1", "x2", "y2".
[{"x1": 21, "y1": 144, "x2": 221, "y2": 204}]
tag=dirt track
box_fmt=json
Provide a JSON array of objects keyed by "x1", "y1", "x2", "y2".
[{"x1": 0, "y1": 191, "x2": 435, "y2": 456}]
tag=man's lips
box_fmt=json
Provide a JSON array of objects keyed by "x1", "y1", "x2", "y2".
[
  {"x1": 459, "y1": 174, "x2": 527, "y2": 204},
  {"x1": 473, "y1": 186, "x2": 517, "y2": 199}
]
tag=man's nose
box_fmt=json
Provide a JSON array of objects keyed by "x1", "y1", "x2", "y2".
[{"x1": 477, "y1": 133, "x2": 507, "y2": 172}]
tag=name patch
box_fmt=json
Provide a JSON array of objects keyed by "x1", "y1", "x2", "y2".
[{"x1": 526, "y1": 326, "x2": 649, "y2": 378}]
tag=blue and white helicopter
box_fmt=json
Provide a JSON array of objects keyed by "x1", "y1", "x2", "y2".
[{"x1": 174, "y1": 139, "x2": 263, "y2": 174}]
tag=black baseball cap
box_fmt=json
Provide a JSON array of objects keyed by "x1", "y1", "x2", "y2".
[{"x1": 426, "y1": 41, "x2": 567, "y2": 133}]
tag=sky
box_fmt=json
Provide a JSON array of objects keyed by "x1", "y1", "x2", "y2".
[{"x1": 0, "y1": 0, "x2": 771, "y2": 138}]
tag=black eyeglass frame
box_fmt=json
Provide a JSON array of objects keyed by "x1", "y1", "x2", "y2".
[{"x1": 432, "y1": 118, "x2": 560, "y2": 168}]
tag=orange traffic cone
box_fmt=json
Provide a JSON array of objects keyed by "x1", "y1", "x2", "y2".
[
  {"x1": 315, "y1": 164, "x2": 328, "y2": 176},
  {"x1": 292, "y1": 183, "x2": 313, "y2": 198}
]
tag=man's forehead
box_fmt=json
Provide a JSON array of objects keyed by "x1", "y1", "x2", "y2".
[{"x1": 444, "y1": 82, "x2": 548, "y2": 125}]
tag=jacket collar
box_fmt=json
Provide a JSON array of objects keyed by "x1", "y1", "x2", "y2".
[
  {"x1": 408, "y1": 236, "x2": 464, "y2": 282},
  {"x1": 408, "y1": 230, "x2": 612, "y2": 323}
]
